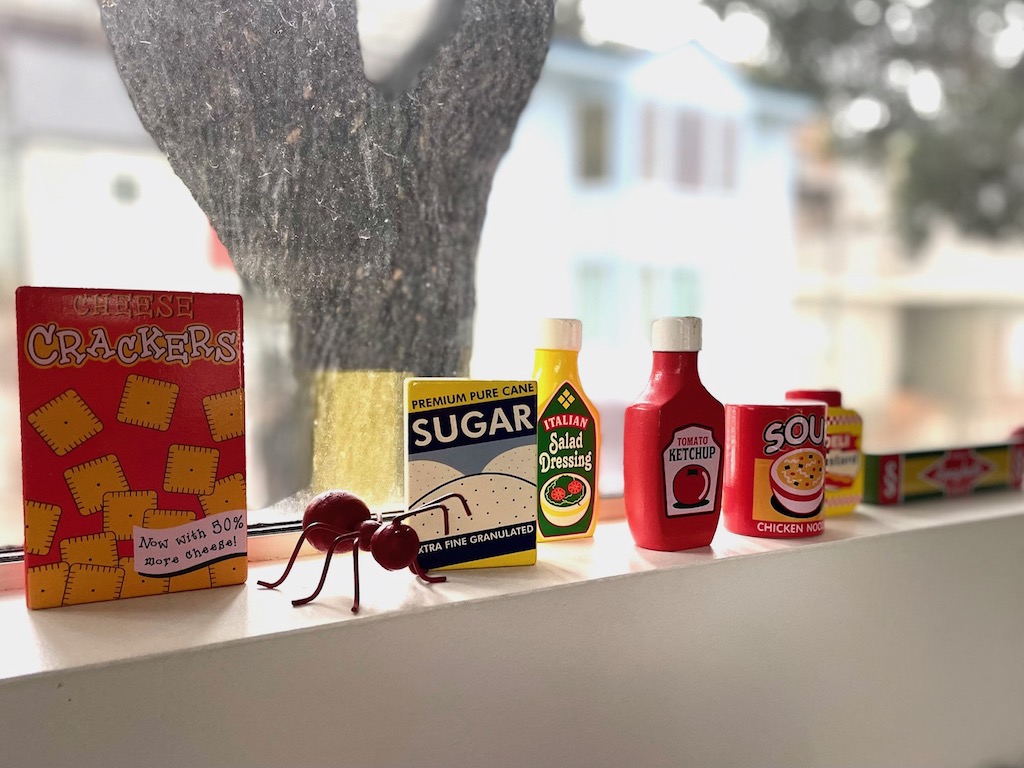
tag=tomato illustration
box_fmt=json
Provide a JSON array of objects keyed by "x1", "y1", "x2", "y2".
[{"x1": 672, "y1": 464, "x2": 710, "y2": 507}]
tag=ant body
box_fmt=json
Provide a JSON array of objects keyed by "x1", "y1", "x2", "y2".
[{"x1": 258, "y1": 489, "x2": 471, "y2": 612}]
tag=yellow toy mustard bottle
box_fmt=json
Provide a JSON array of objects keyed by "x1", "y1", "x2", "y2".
[
  {"x1": 534, "y1": 318, "x2": 601, "y2": 541},
  {"x1": 785, "y1": 389, "x2": 864, "y2": 516}
]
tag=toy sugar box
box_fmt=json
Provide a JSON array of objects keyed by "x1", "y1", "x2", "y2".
[
  {"x1": 16, "y1": 287, "x2": 248, "y2": 609},
  {"x1": 863, "y1": 442, "x2": 1024, "y2": 505},
  {"x1": 404, "y1": 378, "x2": 538, "y2": 570}
]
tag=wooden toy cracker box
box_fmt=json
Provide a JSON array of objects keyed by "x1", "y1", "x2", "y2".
[
  {"x1": 405, "y1": 378, "x2": 538, "y2": 571},
  {"x1": 863, "y1": 442, "x2": 1024, "y2": 505},
  {"x1": 16, "y1": 287, "x2": 247, "y2": 608}
]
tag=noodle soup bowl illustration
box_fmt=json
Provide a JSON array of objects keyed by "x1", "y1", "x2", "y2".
[
  {"x1": 769, "y1": 448, "x2": 825, "y2": 517},
  {"x1": 539, "y1": 473, "x2": 592, "y2": 527}
]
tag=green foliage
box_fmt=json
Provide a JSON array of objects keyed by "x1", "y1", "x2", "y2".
[{"x1": 701, "y1": 0, "x2": 1024, "y2": 251}]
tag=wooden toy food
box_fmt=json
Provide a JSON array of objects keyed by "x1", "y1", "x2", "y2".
[
  {"x1": 534, "y1": 319, "x2": 600, "y2": 542},
  {"x1": 624, "y1": 317, "x2": 725, "y2": 551},
  {"x1": 722, "y1": 401, "x2": 829, "y2": 538}
]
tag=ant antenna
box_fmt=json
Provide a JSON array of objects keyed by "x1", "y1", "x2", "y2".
[{"x1": 396, "y1": 492, "x2": 472, "y2": 535}]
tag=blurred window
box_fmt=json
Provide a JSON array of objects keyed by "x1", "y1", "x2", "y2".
[
  {"x1": 5, "y1": 0, "x2": 1024, "y2": 552},
  {"x1": 577, "y1": 101, "x2": 610, "y2": 181},
  {"x1": 674, "y1": 110, "x2": 704, "y2": 188},
  {"x1": 721, "y1": 119, "x2": 737, "y2": 191},
  {"x1": 575, "y1": 259, "x2": 619, "y2": 344},
  {"x1": 640, "y1": 102, "x2": 658, "y2": 179}
]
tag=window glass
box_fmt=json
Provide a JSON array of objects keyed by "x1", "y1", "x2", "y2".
[
  {"x1": 577, "y1": 101, "x2": 610, "y2": 181},
  {"x1": 4, "y1": 0, "x2": 1024, "y2": 550},
  {"x1": 575, "y1": 259, "x2": 618, "y2": 345},
  {"x1": 721, "y1": 119, "x2": 737, "y2": 191},
  {"x1": 640, "y1": 103, "x2": 658, "y2": 180},
  {"x1": 675, "y1": 110, "x2": 704, "y2": 189},
  {"x1": 638, "y1": 266, "x2": 701, "y2": 333}
]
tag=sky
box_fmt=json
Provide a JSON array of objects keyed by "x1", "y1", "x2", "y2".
[{"x1": 576, "y1": 0, "x2": 771, "y2": 64}]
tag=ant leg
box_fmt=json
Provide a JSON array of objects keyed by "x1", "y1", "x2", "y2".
[
  {"x1": 350, "y1": 542, "x2": 360, "y2": 614},
  {"x1": 292, "y1": 532, "x2": 358, "y2": 607},
  {"x1": 397, "y1": 494, "x2": 472, "y2": 529},
  {"x1": 410, "y1": 561, "x2": 446, "y2": 584},
  {"x1": 257, "y1": 526, "x2": 317, "y2": 589}
]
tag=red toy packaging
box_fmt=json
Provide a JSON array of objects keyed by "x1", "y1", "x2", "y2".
[
  {"x1": 16, "y1": 287, "x2": 248, "y2": 609},
  {"x1": 863, "y1": 442, "x2": 1024, "y2": 504},
  {"x1": 722, "y1": 401, "x2": 828, "y2": 538},
  {"x1": 623, "y1": 317, "x2": 725, "y2": 551}
]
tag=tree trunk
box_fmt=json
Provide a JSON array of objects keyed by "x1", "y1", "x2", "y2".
[
  {"x1": 100, "y1": 0, "x2": 553, "y2": 374},
  {"x1": 100, "y1": 0, "x2": 553, "y2": 504}
]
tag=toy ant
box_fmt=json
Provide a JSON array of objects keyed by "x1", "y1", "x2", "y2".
[{"x1": 257, "y1": 489, "x2": 471, "y2": 612}]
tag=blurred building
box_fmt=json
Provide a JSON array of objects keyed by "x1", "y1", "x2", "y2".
[
  {"x1": 475, "y1": 40, "x2": 813, "y2": 396},
  {"x1": 0, "y1": 0, "x2": 239, "y2": 292}
]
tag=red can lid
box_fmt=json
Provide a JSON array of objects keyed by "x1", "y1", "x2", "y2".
[{"x1": 785, "y1": 389, "x2": 842, "y2": 407}]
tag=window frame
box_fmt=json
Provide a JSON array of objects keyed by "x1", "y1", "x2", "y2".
[{"x1": 0, "y1": 496, "x2": 626, "y2": 595}]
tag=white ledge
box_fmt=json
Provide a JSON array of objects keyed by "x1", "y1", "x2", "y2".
[{"x1": 2, "y1": 492, "x2": 1023, "y2": 768}]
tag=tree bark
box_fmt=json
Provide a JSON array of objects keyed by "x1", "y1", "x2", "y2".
[{"x1": 100, "y1": 0, "x2": 554, "y2": 375}]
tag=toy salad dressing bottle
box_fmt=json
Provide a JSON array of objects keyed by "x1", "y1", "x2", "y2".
[
  {"x1": 534, "y1": 318, "x2": 601, "y2": 541},
  {"x1": 624, "y1": 317, "x2": 725, "y2": 551}
]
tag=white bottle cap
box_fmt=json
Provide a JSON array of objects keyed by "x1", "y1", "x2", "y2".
[
  {"x1": 652, "y1": 316, "x2": 702, "y2": 352},
  {"x1": 538, "y1": 318, "x2": 583, "y2": 351}
]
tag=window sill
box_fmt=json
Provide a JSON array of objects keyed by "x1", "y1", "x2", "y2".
[{"x1": 2, "y1": 491, "x2": 1023, "y2": 767}]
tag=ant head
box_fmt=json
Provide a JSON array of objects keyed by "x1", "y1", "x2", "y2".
[{"x1": 369, "y1": 521, "x2": 420, "y2": 571}]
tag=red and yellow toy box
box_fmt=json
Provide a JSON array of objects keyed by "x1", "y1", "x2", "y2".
[
  {"x1": 16, "y1": 287, "x2": 248, "y2": 609},
  {"x1": 863, "y1": 443, "x2": 1024, "y2": 505}
]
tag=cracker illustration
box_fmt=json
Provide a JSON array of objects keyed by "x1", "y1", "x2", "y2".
[
  {"x1": 143, "y1": 509, "x2": 198, "y2": 530},
  {"x1": 202, "y1": 388, "x2": 245, "y2": 442},
  {"x1": 118, "y1": 557, "x2": 169, "y2": 599},
  {"x1": 169, "y1": 567, "x2": 212, "y2": 593},
  {"x1": 117, "y1": 374, "x2": 179, "y2": 431},
  {"x1": 209, "y1": 555, "x2": 247, "y2": 587},
  {"x1": 103, "y1": 490, "x2": 158, "y2": 540},
  {"x1": 199, "y1": 473, "x2": 246, "y2": 517},
  {"x1": 64, "y1": 454, "x2": 130, "y2": 516},
  {"x1": 482, "y1": 445, "x2": 538, "y2": 485},
  {"x1": 17, "y1": 287, "x2": 247, "y2": 608},
  {"x1": 163, "y1": 444, "x2": 219, "y2": 495},
  {"x1": 60, "y1": 531, "x2": 119, "y2": 567},
  {"x1": 409, "y1": 474, "x2": 536, "y2": 540},
  {"x1": 24, "y1": 500, "x2": 62, "y2": 556},
  {"x1": 27, "y1": 389, "x2": 102, "y2": 456},
  {"x1": 27, "y1": 562, "x2": 70, "y2": 609},
  {"x1": 64, "y1": 563, "x2": 125, "y2": 605}
]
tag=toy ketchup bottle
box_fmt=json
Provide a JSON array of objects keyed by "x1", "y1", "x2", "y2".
[
  {"x1": 534, "y1": 318, "x2": 601, "y2": 541},
  {"x1": 623, "y1": 317, "x2": 725, "y2": 551}
]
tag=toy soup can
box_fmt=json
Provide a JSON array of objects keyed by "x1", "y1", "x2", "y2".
[{"x1": 722, "y1": 401, "x2": 828, "y2": 538}]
